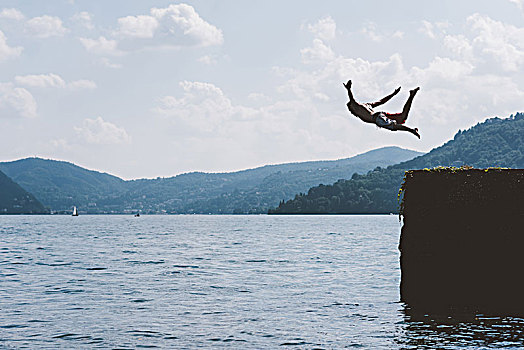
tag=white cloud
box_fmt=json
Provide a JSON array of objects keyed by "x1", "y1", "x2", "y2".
[
  {"x1": 443, "y1": 34, "x2": 474, "y2": 61},
  {"x1": 50, "y1": 138, "x2": 70, "y2": 150},
  {"x1": 153, "y1": 80, "x2": 357, "y2": 166},
  {"x1": 71, "y1": 11, "x2": 94, "y2": 30},
  {"x1": 0, "y1": 30, "x2": 22, "y2": 61},
  {"x1": 25, "y1": 15, "x2": 68, "y2": 38},
  {"x1": 300, "y1": 38, "x2": 335, "y2": 64},
  {"x1": 14, "y1": 74, "x2": 96, "y2": 90},
  {"x1": 115, "y1": 15, "x2": 158, "y2": 38},
  {"x1": 15, "y1": 73, "x2": 66, "y2": 88},
  {"x1": 247, "y1": 92, "x2": 271, "y2": 104},
  {"x1": 80, "y1": 3, "x2": 223, "y2": 55},
  {"x1": 436, "y1": 21, "x2": 451, "y2": 32},
  {"x1": 412, "y1": 57, "x2": 474, "y2": 81},
  {"x1": 467, "y1": 13, "x2": 524, "y2": 71},
  {"x1": 74, "y1": 117, "x2": 131, "y2": 145},
  {"x1": 80, "y1": 36, "x2": 122, "y2": 56},
  {"x1": 361, "y1": 22, "x2": 384, "y2": 42},
  {"x1": 68, "y1": 79, "x2": 97, "y2": 90},
  {"x1": 314, "y1": 92, "x2": 330, "y2": 101},
  {"x1": 0, "y1": 8, "x2": 25, "y2": 21},
  {"x1": 419, "y1": 20, "x2": 452, "y2": 40},
  {"x1": 307, "y1": 16, "x2": 336, "y2": 41},
  {"x1": 198, "y1": 55, "x2": 217, "y2": 65},
  {"x1": 422, "y1": 15, "x2": 524, "y2": 72},
  {"x1": 0, "y1": 83, "x2": 37, "y2": 118},
  {"x1": 361, "y1": 22, "x2": 405, "y2": 42},
  {"x1": 392, "y1": 30, "x2": 404, "y2": 39},
  {"x1": 408, "y1": 65, "x2": 524, "y2": 126},
  {"x1": 150, "y1": 3, "x2": 224, "y2": 47},
  {"x1": 154, "y1": 81, "x2": 239, "y2": 132},
  {"x1": 420, "y1": 20, "x2": 436, "y2": 39},
  {"x1": 99, "y1": 57, "x2": 123, "y2": 69},
  {"x1": 278, "y1": 53, "x2": 405, "y2": 103},
  {"x1": 509, "y1": 0, "x2": 524, "y2": 10}
]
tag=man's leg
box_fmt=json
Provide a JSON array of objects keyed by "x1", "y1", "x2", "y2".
[
  {"x1": 343, "y1": 80, "x2": 355, "y2": 101},
  {"x1": 392, "y1": 124, "x2": 420, "y2": 138},
  {"x1": 385, "y1": 87, "x2": 419, "y2": 124},
  {"x1": 399, "y1": 87, "x2": 419, "y2": 123}
]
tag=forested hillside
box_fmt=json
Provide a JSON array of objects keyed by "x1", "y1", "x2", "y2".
[
  {"x1": 0, "y1": 147, "x2": 421, "y2": 214},
  {"x1": 269, "y1": 113, "x2": 524, "y2": 214},
  {"x1": 0, "y1": 158, "x2": 127, "y2": 212},
  {"x1": 0, "y1": 170, "x2": 47, "y2": 214}
]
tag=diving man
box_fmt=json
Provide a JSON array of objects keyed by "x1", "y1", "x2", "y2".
[{"x1": 344, "y1": 80, "x2": 420, "y2": 138}]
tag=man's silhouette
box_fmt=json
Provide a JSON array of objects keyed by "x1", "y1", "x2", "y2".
[{"x1": 344, "y1": 80, "x2": 420, "y2": 138}]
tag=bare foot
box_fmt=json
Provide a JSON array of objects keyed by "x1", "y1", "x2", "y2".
[
  {"x1": 410, "y1": 87, "x2": 420, "y2": 95},
  {"x1": 413, "y1": 127, "x2": 420, "y2": 139}
]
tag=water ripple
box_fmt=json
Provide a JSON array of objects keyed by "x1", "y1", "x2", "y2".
[{"x1": 2, "y1": 215, "x2": 521, "y2": 349}]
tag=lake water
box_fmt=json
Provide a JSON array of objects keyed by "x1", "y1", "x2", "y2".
[{"x1": 1, "y1": 215, "x2": 524, "y2": 349}]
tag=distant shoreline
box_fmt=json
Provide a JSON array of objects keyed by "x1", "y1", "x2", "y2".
[{"x1": 0, "y1": 212, "x2": 397, "y2": 216}]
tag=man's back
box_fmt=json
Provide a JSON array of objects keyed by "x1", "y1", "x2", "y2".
[{"x1": 347, "y1": 100, "x2": 375, "y2": 123}]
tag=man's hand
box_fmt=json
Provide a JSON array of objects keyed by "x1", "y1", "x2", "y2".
[
  {"x1": 343, "y1": 79, "x2": 352, "y2": 90},
  {"x1": 394, "y1": 86, "x2": 401, "y2": 94}
]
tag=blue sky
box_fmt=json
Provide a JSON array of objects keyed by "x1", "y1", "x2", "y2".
[{"x1": 1, "y1": 0, "x2": 523, "y2": 179}]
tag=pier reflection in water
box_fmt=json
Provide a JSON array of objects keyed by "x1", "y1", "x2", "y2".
[{"x1": 398, "y1": 306, "x2": 524, "y2": 349}]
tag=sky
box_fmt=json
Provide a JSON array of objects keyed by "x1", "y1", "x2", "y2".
[{"x1": 0, "y1": 0, "x2": 524, "y2": 179}]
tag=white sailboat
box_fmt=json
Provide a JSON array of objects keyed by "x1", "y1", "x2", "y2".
[{"x1": 72, "y1": 206, "x2": 78, "y2": 216}]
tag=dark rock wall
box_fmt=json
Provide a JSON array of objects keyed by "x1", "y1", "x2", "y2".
[{"x1": 399, "y1": 168, "x2": 524, "y2": 314}]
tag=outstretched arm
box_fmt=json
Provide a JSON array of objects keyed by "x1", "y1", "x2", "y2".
[{"x1": 370, "y1": 87, "x2": 401, "y2": 108}]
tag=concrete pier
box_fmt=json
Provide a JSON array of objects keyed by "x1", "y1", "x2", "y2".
[{"x1": 399, "y1": 168, "x2": 524, "y2": 314}]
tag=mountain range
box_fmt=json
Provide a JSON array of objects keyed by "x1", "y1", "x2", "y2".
[
  {"x1": 0, "y1": 146, "x2": 421, "y2": 214},
  {"x1": 270, "y1": 113, "x2": 524, "y2": 214}
]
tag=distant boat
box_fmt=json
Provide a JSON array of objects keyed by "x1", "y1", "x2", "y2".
[{"x1": 72, "y1": 206, "x2": 78, "y2": 216}]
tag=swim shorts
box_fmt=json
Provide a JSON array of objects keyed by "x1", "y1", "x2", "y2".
[{"x1": 373, "y1": 112, "x2": 396, "y2": 130}]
